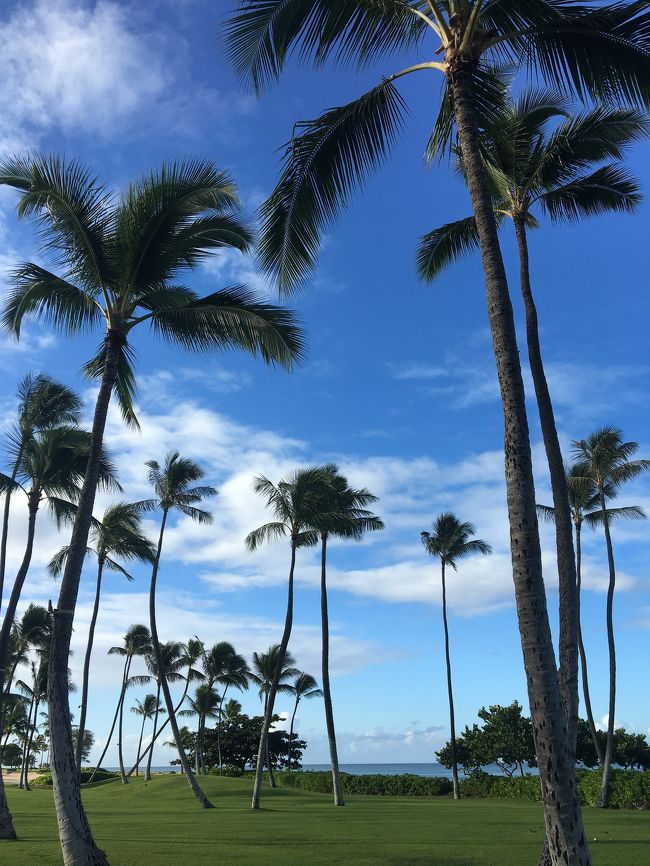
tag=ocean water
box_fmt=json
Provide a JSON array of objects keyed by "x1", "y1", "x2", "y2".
[{"x1": 303, "y1": 763, "x2": 454, "y2": 777}]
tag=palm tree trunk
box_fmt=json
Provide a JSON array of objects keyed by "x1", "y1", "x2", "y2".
[
  {"x1": 88, "y1": 657, "x2": 129, "y2": 784},
  {"x1": 76, "y1": 558, "x2": 104, "y2": 776},
  {"x1": 320, "y1": 533, "x2": 345, "y2": 805},
  {"x1": 441, "y1": 561, "x2": 460, "y2": 800},
  {"x1": 251, "y1": 541, "x2": 296, "y2": 809},
  {"x1": 135, "y1": 713, "x2": 147, "y2": 777},
  {"x1": 145, "y1": 682, "x2": 161, "y2": 781},
  {"x1": 575, "y1": 523, "x2": 603, "y2": 765},
  {"x1": 216, "y1": 685, "x2": 228, "y2": 776},
  {"x1": 598, "y1": 490, "x2": 617, "y2": 809},
  {"x1": 448, "y1": 58, "x2": 589, "y2": 866},
  {"x1": 195, "y1": 718, "x2": 201, "y2": 776},
  {"x1": 149, "y1": 510, "x2": 213, "y2": 808},
  {"x1": 0, "y1": 440, "x2": 25, "y2": 614},
  {"x1": 22, "y1": 696, "x2": 40, "y2": 791},
  {"x1": 288, "y1": 697, "x2": 299, "y2": 768},
  {"x1": 19, "y1": 694, "x2": 35, "y2": 789},
  {"x1": 48, "y1": 330, "x2": 122, "y2": 866},
  {"x1": 514, "y1": 216, "x2": 579, "y2": 758},
  {"x1": 134, "y1": 679, "x2": 189, "y2": 779},
  {"x1": 117, "y1": 658, "x2": 131, "y2": 785}
]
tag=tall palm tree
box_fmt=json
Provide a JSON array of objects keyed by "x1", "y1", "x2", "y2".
[
  {"x1": 245, "y1": 466, "x2": 331, "y2": 808},
  {"x1": 226, "y1": 6, "x2": 650, "y2": 862},
  {"x1": 286, "y1": 672, "x2": 322, "y2": 768},
  {"x1": 140, "y1": 452, "x2": 216, "y2": 808},
  {"x1": 179, "y1": 684, "x2": 220, "y2": 775},
  {"x1": 249, "y1": 645, "x2": 299, "y2": 788},
  {"x1": 421, "y1": 513, "x2": 492, "y2": 800},
  {"x1": 538, "y1": 466, "x2": 645, "y2": 767},
  {"x1": 130, "y1": 694, "x2": 165, "y2": 777},
  {"x1": 310, "y1": 464, "x2": 383, "y2": 806},
  {"x1": 200, "y1": 641, "x2": 250, "y2": 774},
  {"x1": 89, "y1": 624, "x2": 151, "y2": 785},
  {"x1": 0, "y1": 373, "x2": 80, "y2": 611},
  {"x1": 417, "y1": 95, "x2": 647, "y2": 764},
  {"x1": 49, "y1": 502, "x2": 156, "y2": 774},
  {"x1": 142, "y1": 640, "x2": 189, "y2": 782},
  {"x1": 0, "y1": 156, "x2": 304, "y2": 858},
  {"x1": 571, "y1": 428, "x2": 649, "y2": 807}
]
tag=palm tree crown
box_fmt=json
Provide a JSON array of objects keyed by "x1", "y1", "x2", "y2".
[
  {"x1": 572, "y1": 427, "x2": 650, "y2": 492},
  {"x1": 141, "y1": 451, "x2": 217, "y2": 523},
  {"x1": 249, "y1": 646, "x2": 299, "y2": 700},
  {"x1": 421, "y1": 513, "x2": 492, "y2": 569}
]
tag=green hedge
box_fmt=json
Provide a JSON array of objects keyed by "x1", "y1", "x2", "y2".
[
  {"x1": 31, "y1": 769, "x2": 118, "y2": 787},
  {"x1": 278, "y1": 771, "x2": 453, "y2": 797},
  {"x1": 459, "y1": 769, "x2": 650, "y2": 809}
]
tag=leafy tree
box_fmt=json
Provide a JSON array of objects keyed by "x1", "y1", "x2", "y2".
[
  {"x1": 422, "y1": 513, "x2": 491, "y2": 798},
  {"x1": 572, "y1": 428, "x2": 649, "y2": 807},
  {"x1": 199, "y1": 641, "x2": 250, "y2": 774},
  {"x1": 226, "y1": 5, "x2": 650, "y2": 861},
  {"x1": 0, "y1": 155, "x2": 304, "y2": 859},
  {"x1": 286, "y1": 672, "x2": 322, "y2": 768},
  {"x1": 1, "y1": 742, "x2": 22, "y2": 771},
  {"x1": 613, "y1": 729, "x2": 650, "y2": 771},
  {"x1": 200, "y1": 711, "x2": 306, "y2": 772},
  {"x1": 50, "y1": 502, "x2": 155, "y2": 773},
  {"x1": 245, "y1": 466, "x2": 332, "y2": 808}
]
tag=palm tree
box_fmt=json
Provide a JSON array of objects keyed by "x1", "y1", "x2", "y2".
[
  {"x1": 245, "y1": 466, "x2": 332, "y2": 808},
  {"x1": 140, "y1": 452, "x2": 216, "y2": 808},
  {"x1": 286, "y1": 672, "x2": 322, "y2": 768},
  {"x1": 0, "y1": 373, "x2": 80, "y2": 611},
  {"x1": 249, "y1": 645, "x2": 299, "y2": 789},
  {"x1": 0, "y1": 155, "x2": 304, "y2": 859},
  {"x1": 200, "y1": 641, "x2": 250, "y2": 774},
  {"x1": 49, "y1": 502, "x2": 156, "y2": 774},
  {"x1": 130, "y1": 694, "x2": 164, "y2": 777},
  {"x1": 538, "y1": 466, "x2": 645, "y2": 767},
  {"x1": 422, "y1": 513, "x2": 492, "y2": 800},
  {"x1": 571, "y1": 428, "x2": 649, "y2": 807},
  {"x1": 89, "y1": 624, "x2": 151, "y2": 785},
  {"x1": 226, "y1": 6, "x2": 650, "y2": 861},
  {"x1": 417, "y1": 94, "x2": 647, "y2": 763},
  {"x1": 310, "y1": 465, "x2": 383, "y2": 805},
  {"x1": 179, "y1": 684, "x2": 220, "y2": 775},
  {"x1": 142, "y1": 640, "x2": 188, "y2": 782}
]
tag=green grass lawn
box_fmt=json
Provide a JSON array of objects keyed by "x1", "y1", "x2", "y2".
[{"x1": 4, "y1": 775, "x2": 650, "y2": 865}]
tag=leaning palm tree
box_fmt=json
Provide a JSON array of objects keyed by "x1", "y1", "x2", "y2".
[
  {"x1": 0, "y1": 155, "x2": 304, "y2": 857},
  {"x1": 309, "y1": 464, "x2": 383, "y2": 805},
  {"x1": 142, "y1": 640, "x2": 188, "y2": 782},
  {"x1": 286, "y1": 672, "x2": 322, "y2": 768},
  {"x1": 417, "y1": 94, "x2": 647, "y2": 763},
  {"x1": 538, "y1": 466, "x2": 645, "y2": 767},
  {"x1": 130, "y1": 694, "x2": 164, "y2": 777},
  {"x1": 249, "y1": 645, "x2": 299, "y2": 789},
  {"x1": 421, "y1": 513, "x2": 492, "y2": 800},
  {"x1": 179, "y1": 684, "x2": 220, "y2": 775},
  {"x1": 140, "y1": 452, "x2": 216, "y2": 808},
  {"x1": 89, "y1": 624, "x2": 151, "y2": 785},
  {"x1": 245, "y1": 466, "x2": 332, "y2": 808},
  {"x1": 226, "y1": 5, "x2": 650, "y2": 861},
  {"x1": 571, "y1": 428, "x2": 649, "y2": 807},
  {"x1": 0, "y1": 373, "x2": 80, "y2": 611},
  {"x1": 49, "y1": 502, "x2": 156, "y2": 774}
]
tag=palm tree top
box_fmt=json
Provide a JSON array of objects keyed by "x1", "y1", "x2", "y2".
[
  {"x1": 421, "y1": 512, "x2": 492, "y2": 569},
  {"x1": 288, "y1": 671, "x2": 323, "y2": 701},
  {"x1": 311, "y1": 463, "x2": 384, "y2": 540},
  {"x1": 140, "y1": 450, "x2": 216, "y2": 524},
  {"x1": 108, "y1": 623, "x2": 152, "y2": 657},
  {"x1": 15, "y1": 373, "x2": 81, "y2": 435},
  {"x1": 572, "y1": 426, "x2": 650, "y2": 488},
  {"x1": 250, "y1": 645, "x2": 300, "y2": 696}
]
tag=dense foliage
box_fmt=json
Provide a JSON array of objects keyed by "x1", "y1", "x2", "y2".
[{"x1": 279, "y1": 770, "x2": 453, "y2": 797}]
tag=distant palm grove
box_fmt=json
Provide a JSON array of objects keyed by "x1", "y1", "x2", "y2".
[{"x1": 0, "y1": 3, "x2": 650, "y2": 866}]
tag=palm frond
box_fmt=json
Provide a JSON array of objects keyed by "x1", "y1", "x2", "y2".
[
  {"x1": 82, "y1": 338, "x2": 140, "y2": 428},
  {"x1": 538, "y1": 164, "x2": 641, "y2": 223},
  {"x1": 536, "y1": 504, "x2": 557, "y2": 523},
  {"x1": 584, "y1": 504, "x2": 645, "y2": 528},
  {"x1": 416, "y1": 216, "x2": 483, "y2": 281},
  {"x1": 245, "y1": 521, "x2": 288, "y2": 550}
]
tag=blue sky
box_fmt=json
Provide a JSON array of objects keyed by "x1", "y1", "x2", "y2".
[{"x1": 0, "y1": 0, "x2": 649, "y2": 767}]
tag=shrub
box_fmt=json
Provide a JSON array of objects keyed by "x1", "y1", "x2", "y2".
[
  {"x1": 31, "y1": 769, "x2": 118, "y2": 787},
  {"x1": 278, "y1": 771, "x2": 452, "y2": 797}
]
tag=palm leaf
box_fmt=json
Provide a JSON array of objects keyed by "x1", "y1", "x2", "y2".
[
  {"x1": 81, "y1": 339, "x2": 140, "y2": 428},
  {"x1": 245, "y1": 521, "x2": 288, "y2": 551},
  {"x1": 538, "y1": 164, "x2": 641, "y2": 222},
  {"x1": 416, "y1": 216, "x2": 485, "y2": 281}
]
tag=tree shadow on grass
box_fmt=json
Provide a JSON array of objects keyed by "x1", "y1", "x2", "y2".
[{"x1": 389, "y1": 858, "x2": 477, "y2": 866}]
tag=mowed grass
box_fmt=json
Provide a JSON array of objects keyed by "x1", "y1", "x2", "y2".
[{"x1": 4, "y1": 775, "x2": 650, "y2": 866}]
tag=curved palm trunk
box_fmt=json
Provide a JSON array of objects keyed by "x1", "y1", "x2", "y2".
[
  {"x1": 195, "y1": 717, "x2": 202, "y2": 776},
  {"x1": 598, "y1": 492, "x2": 617, "y2": 809},
  {"x1": 448, "y1": 59, "x2": 589, "y2": 866},
  {"x1": 22, "y1": 695, "x2": 41, "y2": 791},
  {"x1": 288, "y1": 696, "x2": 299, "y2": 768},
  {"x1": 19, "y1": 694, "x2": 35, "y2": 789},
  {"x1": 514, "y1": 216, "x2": 579, "y2": 757},
  {"x1": 135, "y1": 712, "x2": 147, "y2": 777},
  {"x1": 575, "y1": 523, "x2": 603, "y2": 765},
  {"x1": 149, "y1": 511, "x2": 213, "y2": 808},
  {"x1": 320, "y1": 533, "x2": 344, "y2": 805},
  {"x1": 251, "y1": 541, "x2": 296, "y2": 809},
  {"x1": 145, "y1": 682, "x2": 162, "y2": 782},
  {"x1": 0, "y1": 493, "x2": 39, "y2": 837},
  {"x1": 0, "y1": 440, "x2": 25, "y2": 613},
  {"x1": 88, "y1": 657, "x2": 129, "y2": 784},
  {"x1": 133, "y1": 679, "x2": 187, "y2": 778},
  {"x1": 262, "y1": 693, "x2": 276, "y2": 788},
  {"x1": 117, "y1": 660, "x2": 131, "y2": 785},
  {"x1": 441, "y1": 561, "x2": 460, "y2": 800},
  {"x1": 76, "y1": 558, "x2": 105, "y2": 776},
  {"x1": 216, "y1": 685, "x2": 228, "y2": 776},
  {"x1": 48, "y1": 331, "x2": 122, "y2": 866}
]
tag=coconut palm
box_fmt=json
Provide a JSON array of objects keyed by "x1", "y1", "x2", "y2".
[
  {"x1": 309, "y1": 465, "x2": 383, "y2": 805},
  {"x1": 0, "y1": 156, "x2": 304, "y2": 858},
  {"x1": 249, "y1": 645, "x2": 299, "y2": 790},
  {"x1": 0, "y1": 373, "x2": 80, "y2": 611},
  {"x1": 89, "y1": 625, "x2": 151, "y2": 785},
  {"x1": 538, "y1": 466, "x2": 645, "y2": 767},
  {"x1": 286, "y1": 672, "x2": 322, "y2": 768},
  {"x1": 140, "y1": 452, "x2": 216, "y2": 807},
  {"x1": 226, "y1": 5, "x2": 650, "y2": 860},
  {"x1": 179, "y1": 684, "x2": 221, "y2": 775},
  {"x1": 15, "y1": 658, "x2": 47, "y2": 790},
  {"x1": 245, "y1": 466, "x2": 332, "y2": 808},
  {"x1": 571, "y1": 428, "x2": 649, "y2": 807},
  {"x1": 130, "y1": 694, "x2": 164, "y2": 777},
  {"x1": 200, "y1": 641, "x2": 250, "y2": 774},
  {"x1": 49, "y1": 502, "x2": 155, "y2": 774},
  {"x1": 422, "y1": 513, "x2": 492, "y2": 800},
  {"x1": 417, "y1": 94, "x2": 647, "y2": 762}
]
